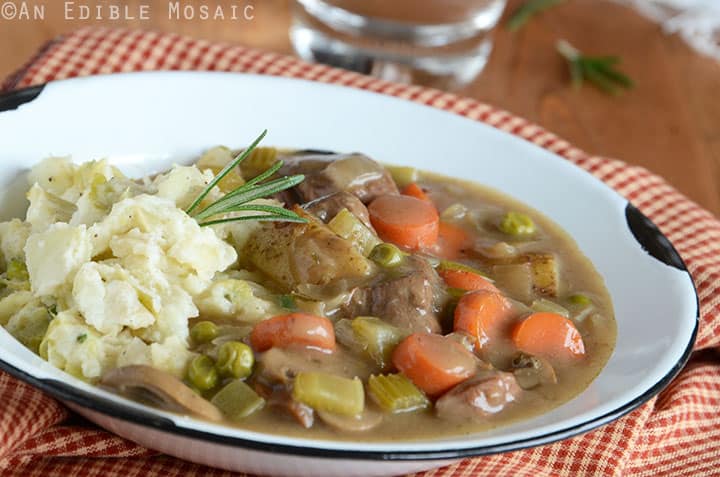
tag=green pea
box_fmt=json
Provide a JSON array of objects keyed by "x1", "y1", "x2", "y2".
[
  {"x1": 190, "y1": 321, "x2": 219, "y2": 345},
  {"x1": 569, "y1": 294, "x2": 592, "y2": 306},
  {"x1": 187, "y1": 355, "x2": 219, "y2": 391},
  {"x1": 498, "y1": 211, "x2": 536, "y2": 236},
  {"x1": 215, "y1": 341, "x2": 254, "y2": 379},
  {"x1": 369, "y1": 243, "x2": 404, "y2": 268}
]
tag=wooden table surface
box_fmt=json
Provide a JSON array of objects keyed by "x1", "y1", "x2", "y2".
[{"x1": 2, "y1": 0, "x2": 719, "y2": 215}]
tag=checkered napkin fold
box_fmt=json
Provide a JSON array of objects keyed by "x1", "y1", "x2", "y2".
[{"x1": 1, "y1": 27, "x2": 719, "y2": 477}]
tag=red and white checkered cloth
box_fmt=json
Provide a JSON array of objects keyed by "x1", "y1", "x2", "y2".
[{"x1": 1, "y1": 27, "x2": 719, "y2": 477}]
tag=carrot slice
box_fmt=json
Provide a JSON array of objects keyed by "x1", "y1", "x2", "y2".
[
  {"x1": 439, "y1": 269, "x2": 499, "y2": 293},
  {"x1": 402, "y1": 183, "x2": 430, "y2": 202},
  {"x1": 250, "y1": 313, "x2": 336, "y2": 353},
  {"x1": 454, "y1": 290, "x2": 513, "y2": 349},
  {"x1": 433, "y1": 221, "x2": 472, "y2": 259},
  {"x1": 392, "y1": 333, "x2": 476, "y2": 397},
  {"x1": 368, "y1": 194, "x2": 439, "y2": 250},
  {"x1": 512, "y1": 312, "x2": 585, "y2": 359}
]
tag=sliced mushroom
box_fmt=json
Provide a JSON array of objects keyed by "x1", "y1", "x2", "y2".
[
  {"x1": 255, "y1": 347, "x2": 373, "y2": 386},
  {"x1": 317, "y1": 407, "x2": 383, "y2": 432},
  {"x1": 101, "y1": 365, "x2": 222, "y2": 422},
  {"x1": 445, "y1": 331, "x2": 477, "y2": 354},
  {"x1": 510, "y1": 353, "x2": 558, "y2": 390},
  {"x1": 279, "y1": 153, "x2": 399, "y2": 204},
  {"x1": 435, "y1": 370, "x2": 521, "y2": 423}
]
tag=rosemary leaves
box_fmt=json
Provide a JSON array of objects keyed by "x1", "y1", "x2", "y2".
[{"x1": 186, "y1": 130, "x2": 306, "y2": 227}]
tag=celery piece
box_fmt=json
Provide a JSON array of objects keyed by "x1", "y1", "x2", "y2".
[
  {"x1": 530, "y1": 298, "x2": 570, "y2": 318},
  {"x1": 197, "y1": 145, "x2": 235, "y2": 170},
  {"x1": 5, "y1": 304, "x2": 50, "y2": 353},
  {"x1": 351, "y1": 316, "x2": 406, "y2": 369},
  {"x1": 385, "y1": 165, "x2": 418, "y2": 188},
  {"x1": 197, "y1": 146, "x2": 246, "y2": 193},
  {"x1": 292, "y1": 372, "x2": 364, "y2": 416},
  {"x1": 211, "y1": 379, "x2": 265, "y2": 420},
  {"x1": 437, "y1": 260, "x2": 492, "y2": 280},
  {"x1": 328, "y1": 208, "x2": 381, "y2": 256},
  {"x1": 368, "y1": 374, "x2": 429, "y2": 413},
  {"x1": 568, "y1": 293, "x2": 592, "y2": 307},
  {"x1": 239, "y1": 146, "x2": 278, "y2": 181}
]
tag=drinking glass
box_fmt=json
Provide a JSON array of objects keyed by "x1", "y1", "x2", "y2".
[{"x1": 290, "y1": 0, "x2": 508, "y2": 90}]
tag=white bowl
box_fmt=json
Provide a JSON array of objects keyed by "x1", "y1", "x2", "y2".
[{"x1": 0, "y1": 72, "x2": 697, "y2": 477}]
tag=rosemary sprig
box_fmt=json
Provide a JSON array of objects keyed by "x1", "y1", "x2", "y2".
[
  {"x1": 186, "y1": 130, "x2": 306, "y2": 227},
  {"x1": 192, "y1": 175, "x2": 305, "y2": 222},
  {"x1": 507, "y1": 0, "x2": 565, "y2": 32},
  {"x1": 186, "y1": 130, "x2": 267, "y2": 215},
  {"x1": 192, "y1": 215, "x2": 307, "y2": 227},
  {"x1": 557, "y1": 40, "x2": 634, "y2": 95}
]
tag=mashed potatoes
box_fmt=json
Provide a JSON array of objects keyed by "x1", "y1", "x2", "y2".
[{"x1": 0, "y1": 156, "x2": 279, "y2": 381}]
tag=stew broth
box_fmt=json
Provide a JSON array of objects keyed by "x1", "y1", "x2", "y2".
[
  {"x1": 0, "y1": 144, "x2": 616, "y2": 443},
  {"x1": 223, "y1": 167, "x2": 616, "y2": 441}
]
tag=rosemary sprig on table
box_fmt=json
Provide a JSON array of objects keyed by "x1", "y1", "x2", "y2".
[
  {"x1": 556, "y1": 40, "x2": 633, "y2": 95},
  {"x1": 507, "y1": 0, "x2": 565, "y2": 32},
  {"x1": 186, "y1": 130, "x2": 307, "y2": 227}
]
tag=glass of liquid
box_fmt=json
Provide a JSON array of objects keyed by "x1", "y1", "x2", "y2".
[{"x1": 290, "y1": 0, "x2": 508, "y2": 90}]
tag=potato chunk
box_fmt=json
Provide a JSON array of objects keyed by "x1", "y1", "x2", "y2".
[
  {"x1": 484, "y1": 251, "x2": 559, "y2": 299},
  {"x1": 244, "y1": 211, "x2": 372, "y2": 289},
  {"x1": 24, "y1": 223, "x2": 92, "y2": 296},
  {"x1": 525, "y1": 253, "x2": 558, "y2": 297}
]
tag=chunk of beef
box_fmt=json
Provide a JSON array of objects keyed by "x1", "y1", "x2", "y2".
[
  {"x1": 435, "y1": 371, "x2": 521, "y2": 423},
  {"x1": 253, "y1": 347, "x2": 374, "y2": 429},
  {"x1": 270, "y1": 388, "x2": 315, "y2": 428},
  {"x1": 253, "y1": 348, "x2": 328, "y2": 429},
  {"x1": 346, "y1": 255, "x2": 442, "y2": 334},
  {"x1": 254, "y1": 382, "x2": 315, "y2": 429},
  {"x1": 304, "y1": 191, "x2": 373, "y2": 229},
  {"x1": 273, "y1": 189, "x2": 301, "y2": 208},
  {"x1": 280, "y1": 153, "x2": 399, "y2": 204}
]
